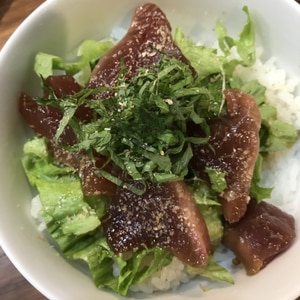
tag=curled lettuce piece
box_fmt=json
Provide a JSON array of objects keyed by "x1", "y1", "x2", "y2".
[
  {"x1": 34, "y1": 39, "x2": 115, "y2": 86},
  {"x1": 22, "y1": 137, "x2": 101, "y2": 237},
  {"x1": 175, "y1": 6, "x2": 255, "y2": 80}
]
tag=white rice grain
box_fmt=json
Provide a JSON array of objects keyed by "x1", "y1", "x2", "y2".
[
  {"x1": 130, "y1": 257, "x2": 190, "y2": 294},
  {"x1": 31, "y1": 195, "x2": 46, "y2": 232}
]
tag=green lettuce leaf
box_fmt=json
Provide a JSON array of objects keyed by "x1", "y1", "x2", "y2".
[
  {"x1": 216, "y1": 6, "x2": 255, "y2": 76},
  {"x1": 187, "y1": 255, "x2": 234, "y2": 284},
  {"x1": 22, "y1": 137, "x2": 101, "y2": 237},
  {"x1": 175, "y1": 6, "x2": 255, "y2": 80},
  {"x1": 65, "y1": 236, "x2": 172, "y2": 296},
  {"x1": 250, "y1": 154, "x2": 273, "y2": 202},
  {"x1": 187, "y1": 181, "x2": 223, "y2": 247},
  {"x1": 174, "y1": 27, "x2": 223, "y2": 79},
  {"x1": 205, "y1": 168, "x2": 227, "y2": 193},
  {"x1": 34, "y1": 39, "x2": 114, "y2": 86},
  {"x1": 260, "y1": 119, "x2": 298, "y2": 153}
]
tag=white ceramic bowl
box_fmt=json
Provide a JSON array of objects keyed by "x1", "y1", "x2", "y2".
[{"x1": 1, "y1": 0, "x2": 300, "y2": 299}]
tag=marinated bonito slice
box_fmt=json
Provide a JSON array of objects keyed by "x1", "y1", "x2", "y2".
[
  {"x1": 47, "y1": 141, "x2": 118, "y2": 198},
  {"x1": 87, "y1": 3, "x2": 192, "y2": 98},
  {"x1": 19, "y1": 92, "x2": 77, "y2": 146},
  {"x1": 43, "y1": 75, "x2": 82, "y2": 98},
  {"x1": 44, "y1": 75, "x2": 93, "y2": 123},
  {"x1": 190, "y1": 89, "x2": 261, "y2": 223},
  {"x1": 102, "y1": 180, "x2": 211, "y2": 268},
  {"x1": 78, "y1": 154, "x2": 120, "y2": 198},
  {"x1": 223, "y1": 199, "x2": 296, "y2": 275},
  {"x1": 19, "y1": 75, "x2": 83, "y2": 146}
]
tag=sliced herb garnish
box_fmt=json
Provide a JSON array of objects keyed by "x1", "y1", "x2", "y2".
[{"x1": 37, "y1": 55, "x2": 225, "y2": 183}]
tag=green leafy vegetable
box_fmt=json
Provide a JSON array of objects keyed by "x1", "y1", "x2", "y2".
[
  {"x1": 65, "y1": 236, "x2": 173, "y2": 296},
  {"x1": 187, "y1": 255, "x2": 234, "y2": 284},
  {"x1": 205, "y1": 168, "x2": 227, "y2": 193},
  {"x1": 175, "y1": 5, "x2": 255, "y2": 81},
  {"x1": 188, "y1": 180, "x2": 223, "y2": 247},
  {"x1": 22, "y1": 137, "x2": 101, "y2": 237},
  {"x1": 260, "y1": 119, "x2": 298, "y2": 153},
  {"x1": 216, "y1": 6, "x2": 256, "y2": 76},
  {"x1": 174, "y1": 28, "x2": 224, "y2": 79},
  {"x1": 250, "y1": 154, "x2": 273, "y2": 202},
  {"x1": 34, "y1": 39, "x2": 114, "y2": 86}
]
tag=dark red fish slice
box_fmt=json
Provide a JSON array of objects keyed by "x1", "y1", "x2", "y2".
[
  {"x1": 19, "y1": 75, "x2": 83, "y2": 146},
  {"x1": 19, "y1": 91, "x2": 77, "y2": 146},
  {"x1": 102, "y1": 180, "x2": 211, "y2": 268},
  {"x1": 87, "y1": 3, "x2": 192, "y2": 98},
  {"x1": 190, "y1": 89, "x2": 261, "y2": 223},
  {"x1": 223, "y1": 199, "x2": 295, "y2": 275},
  {"x1": 47, "y1": 140, "x2": 119, "y2": 198}
]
